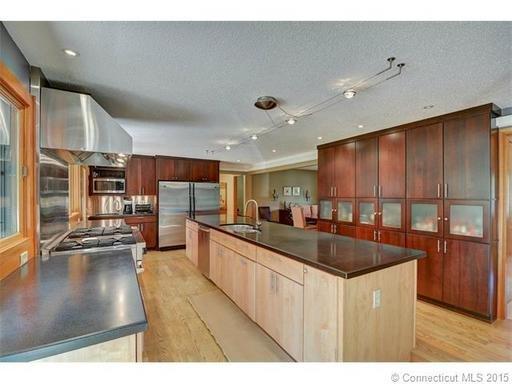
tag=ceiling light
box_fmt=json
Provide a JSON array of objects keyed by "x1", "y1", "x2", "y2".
[
  {"x1": 423, "y1": 105, "x2": 434, "y2": 109},
  {"x1": 118, "y1": 153, "x2": 126, "y2": 157},
  {"x1": 343, "y1": 89, "x2": 356, "y2": 99},
  {"x1": 236, "y1": 160, "x2": 241, "y2": 162},
  {"x1": 286, "y1": 118, "x2": 296, "y2": 125},
  {"x1": 63, "y1": 49, "x2": 79, "y2": 57},
  {"x1": 272, "y1": 149, "x2": 277, "y2": 153},
  {"x1": 251, "y1": 135, "x2": 258, "y2": 140},
  {"x1": 254, "y1": 96, "x2": 278, "y2": 110},
  {"x1": 317, "y1": 136, "x2": 323, "y2": 140},
  {"x1": 225, "y1": 145, "x2": 231, "y2": 150},
  {"x1": 357, "y1": 124, "x2": 364, "y2": 129}
]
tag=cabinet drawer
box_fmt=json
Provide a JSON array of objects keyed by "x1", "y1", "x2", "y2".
[
  {"x1": 256, "y1": 247, "x2": 304, "y2": 285},
  {"x1": 185, "y1": 219, "x2": 199, "y2": 231},
  {"x1": 210, "y1": 230, "x2": 256, "y2": 261},
  {"x1": 124, "y1": 215, "x2": 156, "y2": 225}
]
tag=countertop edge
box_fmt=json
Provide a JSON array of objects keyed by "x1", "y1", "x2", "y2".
[{"x1": 188, "y1": 217, "x2": 425, "y2": 279}]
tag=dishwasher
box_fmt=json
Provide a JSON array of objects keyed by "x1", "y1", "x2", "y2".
[{"x1": 197, "y1": 226, "x2": 210, "y2": 277}]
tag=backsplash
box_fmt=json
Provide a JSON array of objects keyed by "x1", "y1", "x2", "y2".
[{"x1": 88, "y1": 195, "x2": 157, "y2": 215}]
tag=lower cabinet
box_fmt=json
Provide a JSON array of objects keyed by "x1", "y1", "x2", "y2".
[
  {"x1": 356, "y1": 227, "x2": 405, "y2": 246},
  {"x1": 255, "y1": 263, "x2": 304, "y2": 361},
  {"x1": 125, "y1": 216, "x2": 157, "y2": 249},
  {"x1": 442, "y1": 239, "x2": 491, "y2": 316},
  {"x1": 303, "y1": 266, "x2": 338, "y2": 361},
  {"x1": 356, "y1": 226, "x2": 376, "y2": 241},
  {"x1": 186, "y1": 225, "x2": 198, "y2": 266},
  {"x1": 317, "y1": 219, "x2": 333, "y2": 233}
]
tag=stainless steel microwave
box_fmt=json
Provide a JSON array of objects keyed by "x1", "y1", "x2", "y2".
[{"x1": 91, "y1": 167, "x2": 126, "y2": 194}]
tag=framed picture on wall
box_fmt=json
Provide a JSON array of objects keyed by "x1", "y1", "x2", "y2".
[
  {"x1": 283, "y1": 186, "x2": 292, "y2": 196},
  {"x1": 292, "y1": 186, "x2": 301, "y2": 196}
]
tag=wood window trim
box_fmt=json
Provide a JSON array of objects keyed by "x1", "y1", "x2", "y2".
[{"x1": 0, "y1": 60, "x2": 36, "y2": 279}]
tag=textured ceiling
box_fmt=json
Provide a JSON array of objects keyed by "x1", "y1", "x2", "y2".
[{"x1": 4, "y1": 21, "x2": 512, "y2": 170}]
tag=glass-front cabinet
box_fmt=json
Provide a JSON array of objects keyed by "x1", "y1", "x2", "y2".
[
  {"x1": 356, "y1": 199, "x2": 377, "y2": 228},
  {"x1": 319, "y1": 199, "x2": 334, "y2": 221},
  {"x1": 407, "y1": 200, "x2": 443, "y2": 236},
  {"x1": 379, "y1": 199, "x2": 405, "y2": 231},
  {"x1": 444, "y1": 200, "x2": 489, "y2": 243},
  {"x1": 336, "y1": 199, "x2": 355, "y2": 225}
]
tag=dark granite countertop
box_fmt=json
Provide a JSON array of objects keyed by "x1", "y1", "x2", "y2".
[
  {"x1": 189, "y1": 215, "x2": 425, "y2": 279},
  {"x1": 0, "y1": 249, "x2": 147, "y2": 362},
  {"x1": 88, "y1": 213, "x2": 155, "y2": 220}
]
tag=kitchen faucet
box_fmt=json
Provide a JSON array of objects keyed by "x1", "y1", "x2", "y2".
[{"x1": 244, "y1": 199, "x2": 261, "y2": 228}]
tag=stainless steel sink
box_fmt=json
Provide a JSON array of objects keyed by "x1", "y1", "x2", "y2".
[{"x1": 221, "y1": 224, "x2": 261, "y2": 234}]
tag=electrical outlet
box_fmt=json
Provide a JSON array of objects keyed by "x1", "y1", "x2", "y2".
[
  {"x1": 372, "y1": 289, "x2": 381, "y2": 309},
  {"x1": 19, "y1": 251, "x2": 29, "y2": 266}
]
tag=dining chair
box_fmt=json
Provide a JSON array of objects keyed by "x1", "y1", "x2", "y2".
[{"x1": 291, "y1": 207, "x2": 317, "y2": 230}]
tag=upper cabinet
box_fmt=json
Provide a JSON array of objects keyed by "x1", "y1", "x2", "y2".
[
  {"x1": 125, "y1": 155, "x2": 156, "y2": 195},
  {"x1": 407, "y1": 123, "x2": 443, "y2": 199},
  {"x1": 443, "y1": 113, "x2": 490, "y2": 200},
  {"x1": 156, "y1": 156, "x2": 190, "y2": 181},
  {"x1": 190, "y1": 160, "x2": 220, "y2": 182},
  {"x1": 318, "y1": 147, "x2": 335, "y2": 198},
  {"x1": 334, "y1": 142, "x2": 355, "y2": 197},
  {"x1": 378, "y1": 131, "x2": 405, "y2": 198},
  {"x1": 355, "y1": 137, "x2": 378, "y2": 198}
]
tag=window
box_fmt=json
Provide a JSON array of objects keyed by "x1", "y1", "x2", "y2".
[{"x1": 0, "y1": 94, "x2": 20, "y2": 238}]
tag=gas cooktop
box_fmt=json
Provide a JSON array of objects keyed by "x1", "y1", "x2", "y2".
[
  {"x1": 68, "y1": 225, "x2": 133, "y2": 239},
  {"x1": 54, "y1": 235, "x2": 137, "y2": 252}
]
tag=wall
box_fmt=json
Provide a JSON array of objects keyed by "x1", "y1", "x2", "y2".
[
  {"x1": 219, "y1": 173, "x2": 236, "y2": 216},
  {"x1": 251, "y1": 169, "x2": 317, "y2": 215},
  {"x1": 0, "y1": 22, "x2": 29, "y2": 91}
]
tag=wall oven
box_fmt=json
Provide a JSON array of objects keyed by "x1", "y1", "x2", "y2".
[{"x1": 91, "y1": 167, "x2": 126, "y2": 194}]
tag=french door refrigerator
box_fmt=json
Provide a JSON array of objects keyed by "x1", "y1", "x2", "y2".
[{"x1": 158, "y1": 181, "x2": 220, "y2": 248}]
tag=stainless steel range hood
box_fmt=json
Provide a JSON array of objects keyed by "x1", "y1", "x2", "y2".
[{"x1": 41, "y1": 87, "x2": 133, "y2": 167}]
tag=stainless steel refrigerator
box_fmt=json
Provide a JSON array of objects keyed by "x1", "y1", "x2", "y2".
[{"x1": 158, "y1": 181, "x2": 220, "y2": 248}]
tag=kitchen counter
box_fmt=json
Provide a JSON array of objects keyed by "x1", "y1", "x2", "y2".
[
  {"x1": 0, "y1": 249, "x2": 147, "y2": 362},
  {"x1": 87, "y1": 213, "x2": 155, "y2": 220},
  {"x1": 188, "y1": 214, "x2": 425, "y2": 279}
]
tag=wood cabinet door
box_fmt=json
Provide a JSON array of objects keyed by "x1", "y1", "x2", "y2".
[
  {"x1": 317, "y1": 219, "x2": 333, "y2": 234},
  {"x1": 356, "y1": 226, "x2": 376, "y2": 242},
  {"x1": 185, "y1": 226, "x2": 198, "y2": 264},
  {"x1": 443, "y1": 113, "x2": 490, "y2": 199},
  {"x1": 335, "y1": 199, "x2": 355, "y2": 225},
  {"x1": 443, "y1": 200, "x2": 489, "y2": 244},
  {"x1": 209, "y1": 241, "x2": 223, "y2": 287},
  {"x1": 186, "y1": 226, "x2": 194, "y2": 262},
  {"x1": 141, "y1": 222, "x2": 157, "y2": 249},
  {"x1": 407, "y1": 199, "x2": 443, "y2": 237},
  {"x1": 406, "y1": 123, "x2": 443, "y2": 198},
  {"x1": 156, "y1": 157, "x2": 190, "y2": 181},
  {"x1": 356, "y1": 137, "x2": 378, "y2": 198},
  {"x1": 355, "y1": 198, "x2": 378, "y2": 228},
  {"x1": 232, "y1": 253, "x2": 256, "y2": 321},
  {"x1": 337, "y1": 224, "x2": 356, "y2": 238},
  {"x1": 139, "y1": 157, "x2": 156, "y2": 195},
  {"x1": 378, "y1": 199, "x2": 405, "y2": 232},
  {"x1": 378, "y1": 131, "x2": 405, "y2": 198},
  {"x1": 303, "y1": 266, "x2": 338, "y2": 362},
  {"x1": 207, "y1": 161, "x2": 220, "y2": 182},
  {"x1": 190, "y1": 160, "x2": 219, "y2": 182},
  {"x1": 334, "y1": 142, "x2": 355, "y2": 197},
  {"x1": 442, "y1": 239, "x2": 490, "y2": 316},
  {"x1": 256, "y1": 264, "x2": 304, "y2": 361},
  {"x1": 125, "y1": 157, "x2": 141, "y2": 195},
  {"x1": 378, "y1": 230, "x2": 406, "y2": 247},
  {"x1": 318, "y1": 147, "x2": 334, "y2": 198},
  {"x1": 406, "y1": 234, "x2": 443, "y2": 301}
]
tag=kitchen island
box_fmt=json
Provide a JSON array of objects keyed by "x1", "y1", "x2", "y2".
[
  {"x1": 0, "y1": 249, "x2": 147, "y2": 362},
  {"x1": 186, "y1": 215, "x2": 425, "y2": 362}
]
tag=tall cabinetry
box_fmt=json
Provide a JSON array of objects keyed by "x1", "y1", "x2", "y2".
[{"x1": 317, "y1": 104, "x2": 499, "y2": 320}]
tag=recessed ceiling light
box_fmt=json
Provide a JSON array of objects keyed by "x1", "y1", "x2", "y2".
[
  {"x1": 251, "y1": 135, "x2": 258, "y2": 140},
  {"x1": 343, "y1": 89, "x2": 356, "y2": 99},
  {"x1": 423, "y1": 105, "x2": 434, "y2": 110},
  {"x1": 272, "y1": 149, "x2": 277, "y2": 153},
  {"x1": 286, "y1": 118, "x2": 296, "y2": 125},
  {"x1": 357, "y1": 124, "x2": 364, "y2": 129},
  {"x1": 63, "y1": 49, "x2": 79, "y2": 57},
  {"x1": 236, "y1": 159, "x2": 241, "y2": 162},
  {"x1": 317, "y1": 136, "x2": 323, "y2": 140},
  {"x1": 225, "y1": 145, "x2": 231, "y2": 151}
]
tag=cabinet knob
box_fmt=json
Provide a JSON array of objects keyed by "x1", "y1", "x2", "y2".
[
  {"x1": 303, "y1": 268, "x2": 308, "y2": 273},
  {"x1": 437, "y1": 217, "x2": 442, "y2": 221},
  {"x1": 444, "y1": 217, "x2": 448, "y2": 221}
]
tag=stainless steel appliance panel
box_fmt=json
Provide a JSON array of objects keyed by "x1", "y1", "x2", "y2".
[
  {"x1": 158, "y1": 182, "x2": 191, "y2": 247},
  {"x1": 193, "y1": 182, "x2": 220, "y2": 215}
]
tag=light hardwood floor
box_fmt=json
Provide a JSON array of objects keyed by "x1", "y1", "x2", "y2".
[{"x1": 139, "y1": 250, "x2": 512, "y2": 362}]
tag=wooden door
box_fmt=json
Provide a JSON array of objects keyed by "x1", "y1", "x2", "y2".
[
  {"x1": 443, "y1": 113, "x2": 490, "y2": 199},
  {"x1": 317, "y1": 219, "x2": 333, "y2": 234},
  {"x1": 355, "y1": 198, "x2": 378, "y2": 228},
  {"x1": 355, "y1": 137, "x2": 378, "y2": 198},
  {"x1": 378, "y1": 230, "x2": 406, "y2": 247},
  {"x1": 442, "y1": 239, "x2": 490, "y2": 316},
  {"x1": 443, "y1": 200, "x2": 489, "y2": 243},
  {"x1": 139, "y1": 157, "x2": 156, "y2": 195},
  {"x1": 303, "y1": 266, "x2": 338, "y2": 362},
  {"x1": 407, "y1": 199, "x2": 443, "y2": 237},
  {"x1": 378, "y1": 199, "x2": 405, "y2": 232},
  {"x1": 406, "y1": 123, "x2": 443, "y2": 198},
  {"x1": 209, "y1": 241, "x2": 223, "y2": 287},
  {"x1": 141, "y1": 222, "x2": 157, "y2": 249},
  {"x1": 156, "y1": 157, "x2": 190, "y2": 181},
  {"x1": 256, "y1": 264, "x2": 304, "y2": 361},
  {"x1": 356, "y1": 226, "x2": 376, "y2": 242},
  {"x1": 125, "y1": 157, "x2": 141, "y2": 195},
  {"x1": 406, "y1": 234, "x2": 443, "y2": 301},
  {"x1": 378, "y1": 131, "x2": 405, "y2": 198},
  {"x1": 232, "y1": 253, "x2": 256, "y2": 321},
  {"x1": 337, "y1": 224, "x2": 356, "y2": 238},
  {"x1": 334, "y1": 142, "x2": 355, "y2": 197},
  {"x1": 318, "y1": 147, "x2": 334, "y2": 198}
]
